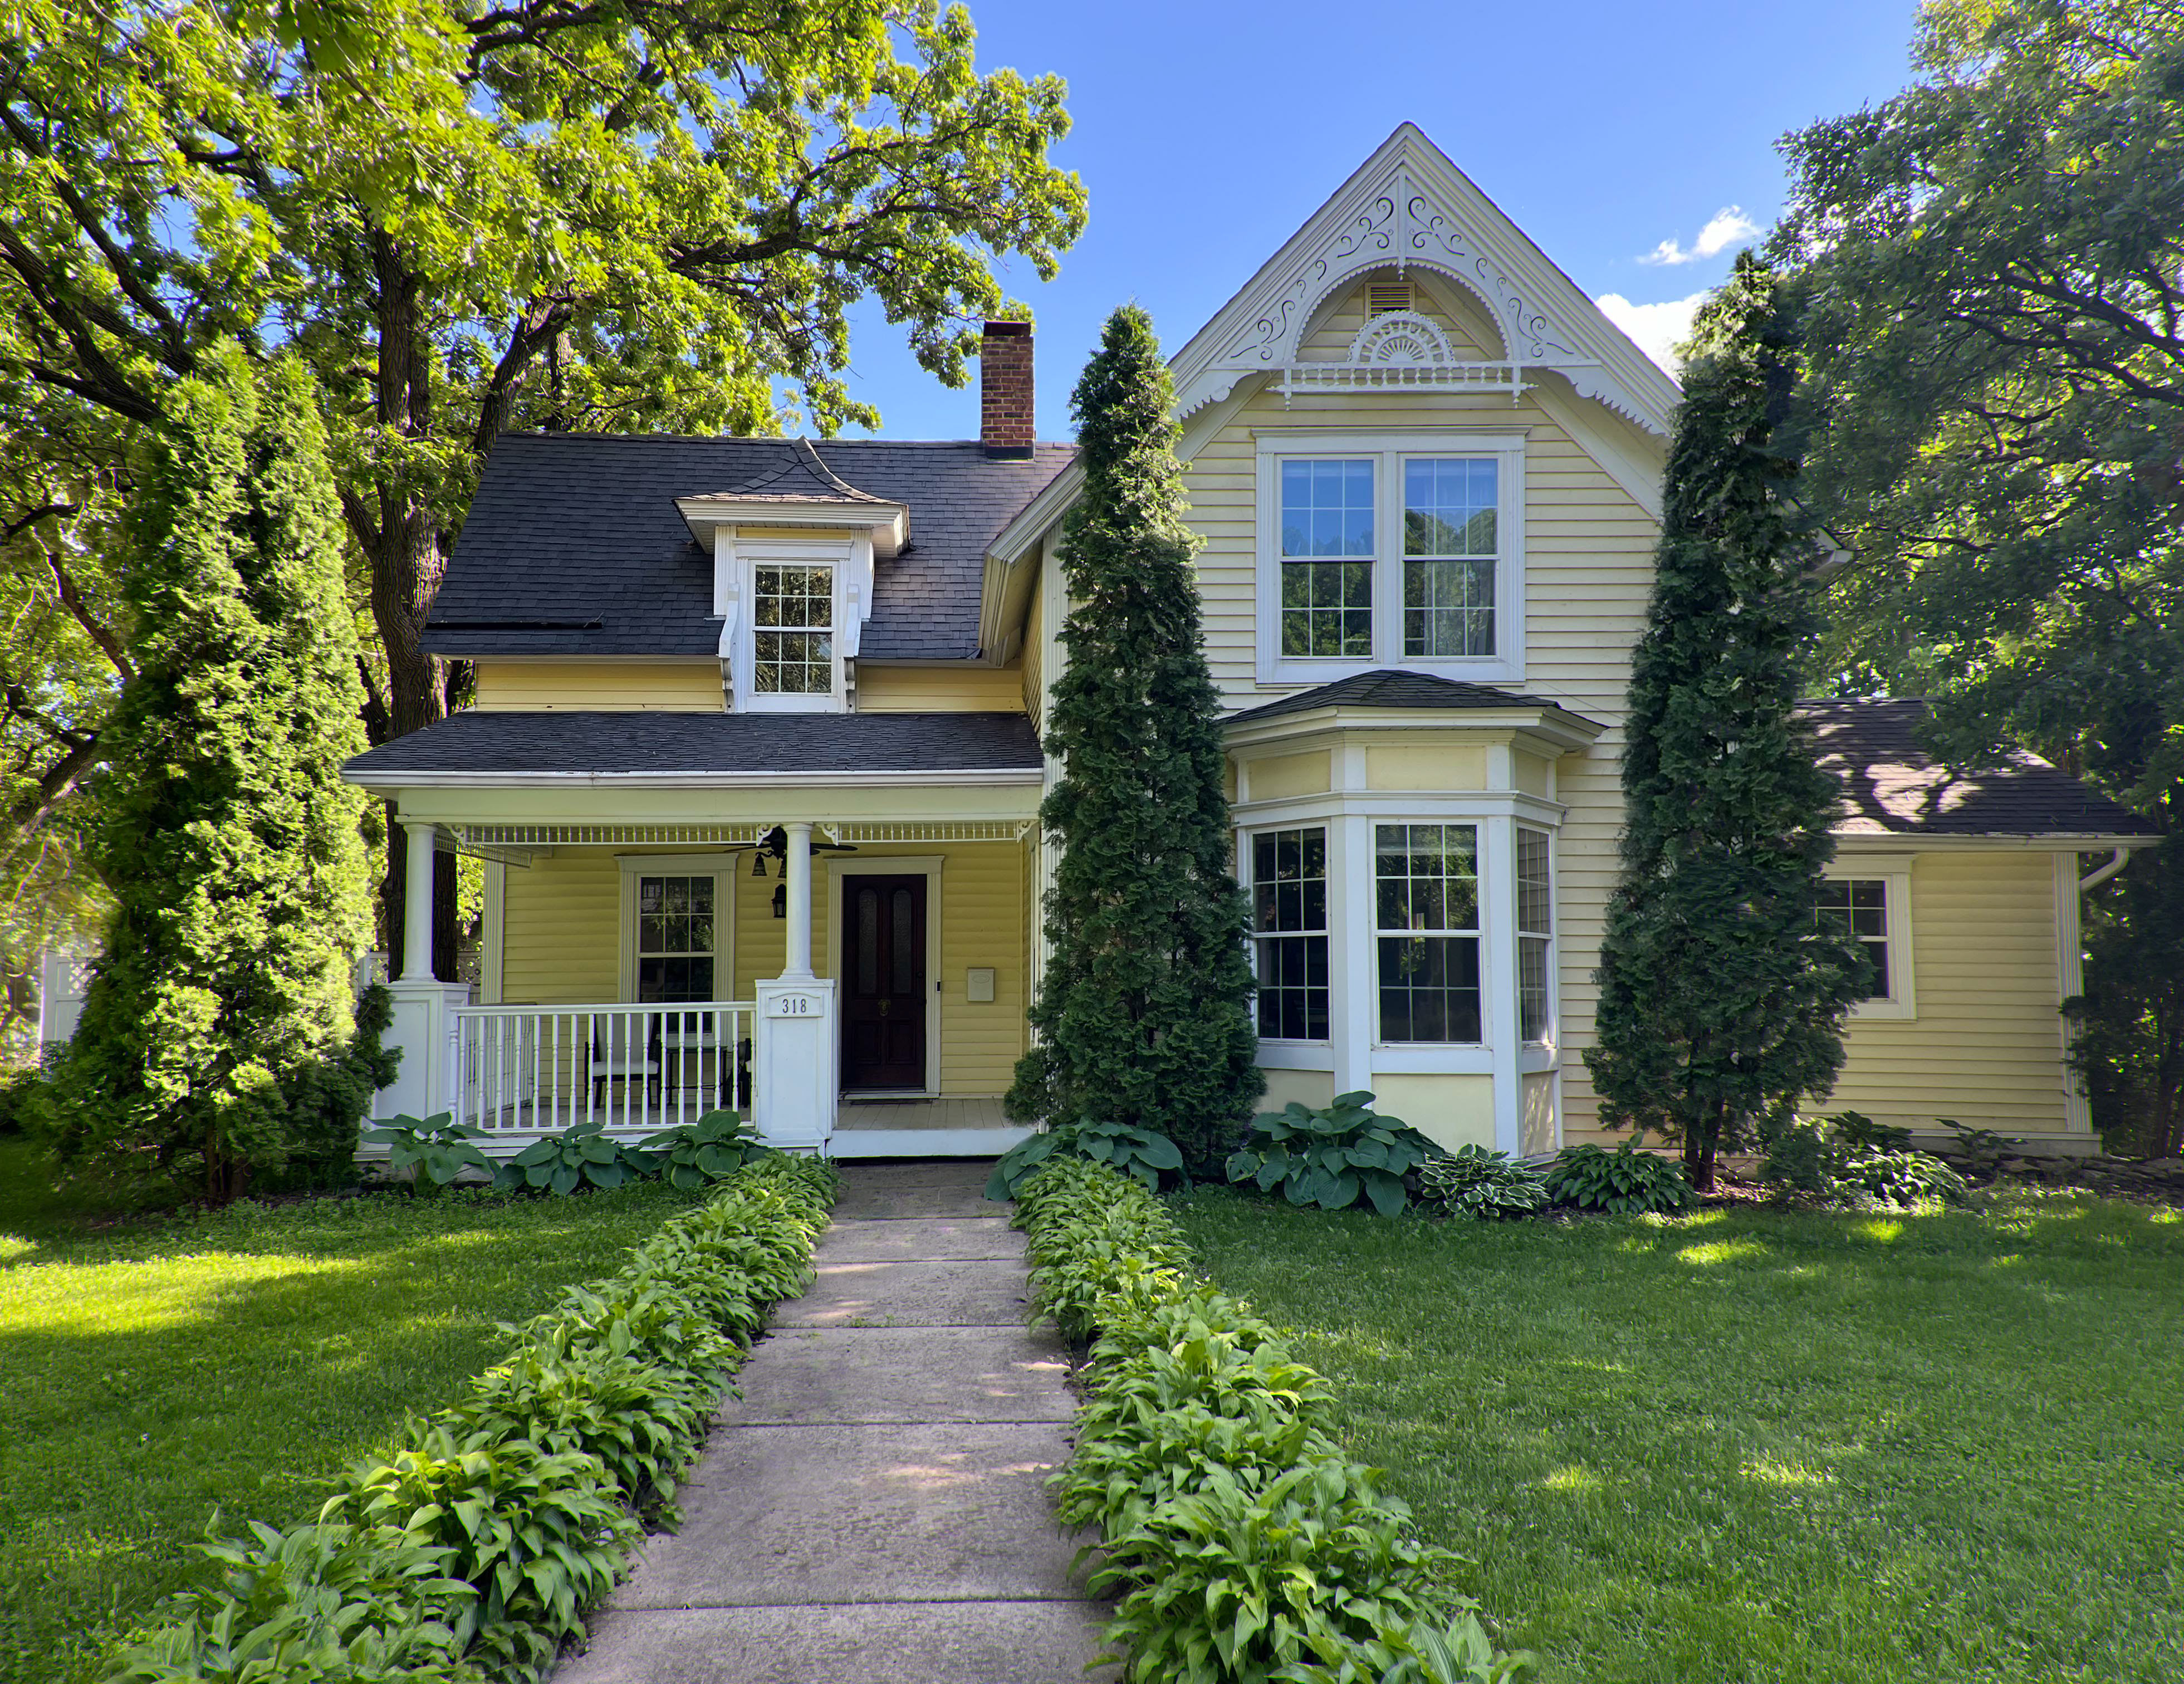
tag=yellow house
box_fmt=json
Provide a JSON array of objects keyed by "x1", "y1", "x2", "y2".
[{"x1": 345, "y1": 125, "x2": 2153, "y2": 1159}]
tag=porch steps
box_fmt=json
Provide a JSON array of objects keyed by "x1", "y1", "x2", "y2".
[{"x1": 830, "y1": 1096, "x2": 1030, "y2": 1160}]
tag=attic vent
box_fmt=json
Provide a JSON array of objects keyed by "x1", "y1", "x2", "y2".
[{"x1": 1367, "y1": 282, "x2": 1414, "y2": 317}]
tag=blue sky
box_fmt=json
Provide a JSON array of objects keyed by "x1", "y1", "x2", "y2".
[{"x1": 839, "y1": 0, "x2": 1924, "y2": 440}]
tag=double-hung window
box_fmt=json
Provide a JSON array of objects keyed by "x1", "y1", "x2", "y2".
[
  {"x1": 1516, "y1": 827, "x2": 1553, "y2": 1042},
  {"x1": 1259, "y1": 434, "x2": 1523, "y2": 684},
  {"x1": 752, "y1": 565, "x2": 834, "y2": 696},
  {"x1": 1252, "y1": 827, "x2": 1329, "y2": 1041},
  {"x1": 636, "y1": 874, "x2": 718, "y2": 1003},
  {"x1": 1374, "y1": 823, "x2": 1482, "y2": 1043},
  {"x1": 1815, "y1": 866, "x2": 1914, "y2": 1018}
]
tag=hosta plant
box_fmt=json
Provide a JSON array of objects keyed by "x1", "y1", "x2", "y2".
[
  {"x1": 985, "y1": 1118, "x2": 1187, "y2": 1201},
  {"x1": 1416, "y1": 1146, "x2": 1550, "y2": 1221},
  {"x1": 1832, "y1": 1149, "x2": 1971, "y2": 1209},
  {"x1": 640, "y1": 1109, "x2": 770, "y2": 1189},
  {"x1": 362, "y1": 1112, "x2": 494, "y2": 1191},
  {"x1": 496, "y1": 1118, "x2": 654, "y2": 1195},
  {"x1": 1227, "y1": 1091, "x2": 1441, "y2": 1216},
  {"x1": 1544, "y1": 1137, "x2": 1696, "y2": 1215}
]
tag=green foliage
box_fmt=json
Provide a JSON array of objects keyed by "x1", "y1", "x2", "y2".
[
  {"x1": 1416, "y1": 1147, "x2": 1550, "y2": 1222},
  {"x1": 1174, "y1": 1187, "x2": 2184, "y2": 1684},
  {"x1": 1942, "y1": 1119, "x2": 2021, "y2": 1177},
  {"x1": 1285, "y1": 1607, "x2": 1536, "y2": 1684},
  {"x1": 103, "y1": 1154, "x2": 839, "y2": 1684},
  {"x1": 1761, "y1": 1112, "x2": 1958, "y2": 1209},
  {"x1": 638, "y1": 1110, "x2": 770, "y2": 1190},
  {"x1": 1226, "y1": 1093, "x2": 1441, "y2": 1217},
  {"x1": 1584, "y1": 255, "x2": 1866, "y2": 1192},
  {"x1": 44, "y1": 352, "x2": 377, "y2": 1203},
  {"x1": 365, "y1": 1114, "x2": 494, "y2": 1191},
  {"x1": 1542, "y1": 1139, "x2": 1696, "y2": 1216},
  {"x1": 1772, "y1": 3, "x2": 2180, "y2": 1153},
  {"x1": 102, "y1": 1521, "x2": 482, "y2": 1684},
  {"x1": 494, "y1": 1121, "x2": 654, "y2": 1197},
  {"x1": 1011, "y1": 1159, "x2": 1526, "y2": 1683},
  {"x1": 983, "y1": 1119, "x2": 1187, "y2": 1201},
  {"x1": 1828, "y1": 1151, "x2": 1971, "y2": 1211},
  {"x1": 1007, "y1": 306, "x2": 1264, "y2": 1177}
]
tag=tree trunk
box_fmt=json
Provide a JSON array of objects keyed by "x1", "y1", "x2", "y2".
[{"x1": 366, "y1": 229, "x2": 459, "y2": 982}]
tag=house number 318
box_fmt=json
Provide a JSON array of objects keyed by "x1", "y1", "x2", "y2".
[{"x1": 768, "y1": 994, "x2": 817, "y2": 1018}]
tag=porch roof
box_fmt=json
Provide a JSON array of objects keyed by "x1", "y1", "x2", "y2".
[{"x1": 342, "y1": 709, "x2": 1043, "y2": 787}]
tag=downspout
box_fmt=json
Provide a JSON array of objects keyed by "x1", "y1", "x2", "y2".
[{"x1": 2079, "y1": 847, "x2": 2132, "y2": 892}]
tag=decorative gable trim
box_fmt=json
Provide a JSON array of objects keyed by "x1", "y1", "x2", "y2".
[{"x1": 1169, "y1": 124, "x2": 1680, "y2": 436}]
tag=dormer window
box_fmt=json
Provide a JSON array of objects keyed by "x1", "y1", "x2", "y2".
[
  {"x1": 753, "y1": 565, "x2": 835, "y2": 695},
  {"x1": 673, "y1": 440, "x2": 907, "y2": 716}
]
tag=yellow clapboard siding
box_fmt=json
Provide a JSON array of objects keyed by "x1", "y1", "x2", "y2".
[
  {"x1": 473, "y1": 660, "x2": 723, "y2": 712},
  {"x1": 856, "y1": 664, "x2": 1025, "y2": 713}
]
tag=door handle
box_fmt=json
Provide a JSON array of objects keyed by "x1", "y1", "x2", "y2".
[{"x1": 878, "y1": 999, "x2": 889, "y2": 1017}]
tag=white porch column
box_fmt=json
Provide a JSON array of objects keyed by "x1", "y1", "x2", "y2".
[
  {"x1": 400, "y1": 820, "x2": 437, "y2": 981},
  {"x1": 375, "y1": 817, "x2": 473, "y2": 1125},
  {"x1": 784, "y1": 821, "x2": 815, "y2": 979},
  {"x1": 754, "y1": 819, "x2": 835, "y2": 1152}
]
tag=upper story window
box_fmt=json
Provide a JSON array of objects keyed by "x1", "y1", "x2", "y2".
[
  {"x1": 1257, "y1": 432, "x2": 1524, "y2": 686},
  {"x1": 753, "y1": 565, "x2": 835, "y2": 696}
]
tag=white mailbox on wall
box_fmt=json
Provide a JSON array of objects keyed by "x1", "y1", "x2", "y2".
[{"x1": 966, "y1": 967, "x2": 997, "y2": 1003}]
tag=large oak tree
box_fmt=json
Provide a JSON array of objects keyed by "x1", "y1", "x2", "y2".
[{"x1": 0, "y1": 0, "x2": 1084, "y2": 972}]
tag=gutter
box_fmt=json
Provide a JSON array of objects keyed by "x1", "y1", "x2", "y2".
[
  {"x1": 2078, "y1": 846, "x2": 2134, "y2": 891},
  {"x1": 340, "y1": 767, "x2": 1044, "y2": 793}
]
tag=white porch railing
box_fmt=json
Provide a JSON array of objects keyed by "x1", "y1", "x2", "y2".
[{"x1": 450, "y1": 1003, "x2": 755, "y2": 1136}]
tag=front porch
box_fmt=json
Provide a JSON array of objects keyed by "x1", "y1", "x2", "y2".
[{"x1": 340, "y1": 719, "x2": 1049, "y2": 1160}]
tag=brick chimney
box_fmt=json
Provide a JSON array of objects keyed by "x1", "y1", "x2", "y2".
[{"x1": 980, "y1": 321, "x2": 1034, "y2": 459}]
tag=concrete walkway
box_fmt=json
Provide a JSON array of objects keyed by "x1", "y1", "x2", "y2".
[{"x1": 557, "y1": 1161, "x2": 1115, "y2": 1684}]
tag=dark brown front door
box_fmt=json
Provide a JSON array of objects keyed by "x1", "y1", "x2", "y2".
[{"x1": 841, "y1": 874, "x2": 927, "y2": 1090}]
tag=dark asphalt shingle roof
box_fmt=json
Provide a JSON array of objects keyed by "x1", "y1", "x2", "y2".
[
  {"x1": 1799, "y1": 698, "x2": 2156, "y2": 839},
  {"x1": 342, "y1": 710, "x2": 1044, "y2": 779},
  {"x1": 423, "y1": 434, "x2": 1075, "y2": 662},
  {"x1": 1223, "y1": 669, "x2": 1594, "y2": 726}
]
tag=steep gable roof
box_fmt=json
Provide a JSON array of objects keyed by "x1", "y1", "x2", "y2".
[{"x1": 1166, "y1": 123, "x2": 1681, "y2": 435}]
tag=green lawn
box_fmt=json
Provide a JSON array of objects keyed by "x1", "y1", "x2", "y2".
[
  {"x1": 0, "y1": 1135, "x2": 701, "y2": 1684},
  {"x1": 1173, "y1": 1186, "x2": 2184, "y2": 1684}
]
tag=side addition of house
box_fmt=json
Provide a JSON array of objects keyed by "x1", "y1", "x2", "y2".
[{"x1": 345, "y1": 125, "x2": 2153, "y2": 1159}]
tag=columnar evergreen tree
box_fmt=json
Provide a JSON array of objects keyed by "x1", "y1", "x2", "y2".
[
  {"x1": 1585, "y1": 255, "x2": 1867, "y2": 1192},
  {"x1": 1006, "y1": 305, "x2": 1262, "y2": 1173},
  {"x1": 51, "y1": 350, "x2": 383, "y2": 1199}
]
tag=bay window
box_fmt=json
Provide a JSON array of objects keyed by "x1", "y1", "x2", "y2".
[
  {"x1": 1517, "y1": 826, "x2": 1552, "y2": 1042},
  {"x1": 1374, "y1": 823, "x2": 1481, "y2": 1044},
  {"x1": 1252, "y1": 826, "x2": 1329, "y2": 1041}
]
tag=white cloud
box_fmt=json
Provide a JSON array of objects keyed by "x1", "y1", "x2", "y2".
[
  {"x1": 1638, "y1": 206, "x2": 1761, "y2": 267},
  {"x1": 1596, "y1": 291, "x2": 1707, "y2": 374}
]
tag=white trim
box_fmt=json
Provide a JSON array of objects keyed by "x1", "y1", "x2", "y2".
[
  {"x1": 481, "y1": 861, "x2": 506, "y2": 1005},
  {"x1": 1253, "y1": 431, "x2": 1527, "y2": 687},
  {"x1": 1823, "y1": 860, "x2": 1915, "y2": 1020},
  {"x1": 614, "y1": 856, "x2": 738, "y2": 1008},
  {"x1": 2055, "y1": 853, "x2": 2092, "y2": 1133},
  {"x1": 347, "y1": 768, "x2": 1044, "y2": 792},
  {"x1": 827, "y1": 855, "x2": 946, "y2": 1099}
]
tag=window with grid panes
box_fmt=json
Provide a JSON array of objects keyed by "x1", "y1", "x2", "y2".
[
  {"x1": 753, "y1": 565, "x2": 834, "y2": 693},
  {"x1": 1816, "y1": 879, "x2": 1890, "y2": 999},
  {"x1": 636, "y1": 875, "x2": 717, "y2": 1002},
  {"x1": 1517, "y1": 826, "x2": 1552, "y2": 1041},
  {"x1": 1374, "y1": 823, "x2": 1481, "y2": 1042},
  {"x1": 1278, "y1": 460, "x2": 1374, "y2": 657},
  {"x1": 1403, "y1": 459, "x2": 1497, "y2": 657},
  {"x1": 1252, "y1": 828, "x2": 1329, "y2": 1040}
]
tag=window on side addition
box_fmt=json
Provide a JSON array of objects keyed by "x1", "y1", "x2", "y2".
[
  {"x1": 753, "y1": 564, "x2": 834, "y2": 694},
  {"x1": 1375, "y1": 823, "x2": 1481, "y2": 1043},
  {"x1": 1816, "y1": 878, "x2": 1890, "y2": 999},
  {"x1": 1252, "y1": 826, "x2": 1329, "y2": 1041}
]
